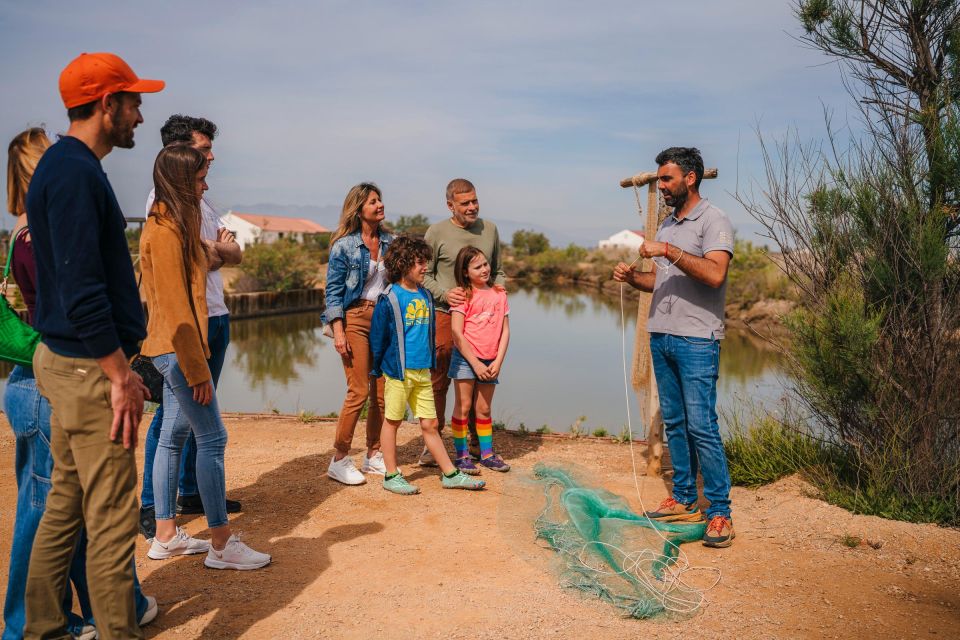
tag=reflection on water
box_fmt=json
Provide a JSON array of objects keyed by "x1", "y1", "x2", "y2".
[
  {"x1": 0, "y1": 287, "x2": 789, "y2": 434},
  {"x1": 229, "y1": 313, "x2": 325, "y2": 389}
]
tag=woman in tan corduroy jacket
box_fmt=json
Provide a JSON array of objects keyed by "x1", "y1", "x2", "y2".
[{"x1": 140, "y1": 144, "x2": 270, "y2": 571}]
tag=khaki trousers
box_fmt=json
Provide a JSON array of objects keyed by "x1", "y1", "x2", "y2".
[
  {"x1": 25, "y1": 344, "x2": 141, "y2": 640},
  {"x1": 334, "y1": 302, "x2": 385, "y2": 454}
]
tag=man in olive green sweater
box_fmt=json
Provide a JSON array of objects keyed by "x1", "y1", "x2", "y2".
[{"x1": 421, "y1": 178, "x2": 506, "y2": 464}]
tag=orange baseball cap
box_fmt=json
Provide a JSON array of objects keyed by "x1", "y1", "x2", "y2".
[{"x1": 59, "y1": 52, "x2": 165, "y2": 109}]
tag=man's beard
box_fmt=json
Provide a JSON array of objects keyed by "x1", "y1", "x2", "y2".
[
  {"x1": 663, "y1": 184, "x2": 688, "y2": 211},
  {"x1": 108, "y1": 118, "x2": 136, "y2": 149}
]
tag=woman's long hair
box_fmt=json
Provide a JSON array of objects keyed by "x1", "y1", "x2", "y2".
[
  {"x1": 7, "y1": 128, "x2": 51, "y2": 216},
  {"x1": 151, "y1": 144, "x2": 206, "y2": 282},
  {"x1": 331, "y1": 182, "x2": 381, "y2": 243}
]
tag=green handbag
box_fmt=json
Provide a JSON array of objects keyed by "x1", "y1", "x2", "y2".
[{"x1": 0, "y1": 233, "x2": 42, "y2": 366}]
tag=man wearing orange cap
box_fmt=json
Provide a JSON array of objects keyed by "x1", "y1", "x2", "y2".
[{"x1": 23, "y1": 53, "x2": 164, "y2": 640}]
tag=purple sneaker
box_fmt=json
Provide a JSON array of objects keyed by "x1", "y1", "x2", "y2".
[
  {"x1": 455, "y1": 457, "x2": 481, "y2": 475},
  {"x1": 479, "y1": 455, "x2": 511, "y2": 472}
]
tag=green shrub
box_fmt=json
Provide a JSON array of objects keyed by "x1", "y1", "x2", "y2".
[{"x1": 238, "y1": 238, "x2": 318, "y2": 292}]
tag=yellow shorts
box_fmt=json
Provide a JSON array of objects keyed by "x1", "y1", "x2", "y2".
[{"x1": 384, "y1": 369, "x2": 437, "y2": 421}]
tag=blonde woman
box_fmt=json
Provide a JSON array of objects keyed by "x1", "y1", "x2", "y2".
[{"x1": 323, "y1": 183, "x2": 393, "y2": 484}]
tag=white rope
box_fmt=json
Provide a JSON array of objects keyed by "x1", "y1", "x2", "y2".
[{"x1": 617, "y1": 190, "x2": 724, "y2": 612}]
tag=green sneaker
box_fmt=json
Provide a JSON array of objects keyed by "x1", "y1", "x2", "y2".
[
  {"x1": 441, "y1": 470, "x2": 486, "y2": 491},
  {"x1": 383, "y1": 472, "x2": 420, "y2": 495}
]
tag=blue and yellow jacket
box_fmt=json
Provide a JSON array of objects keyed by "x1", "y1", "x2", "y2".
[{"x1": 369, "y1": 284, "x2": 436, "y2": 381}]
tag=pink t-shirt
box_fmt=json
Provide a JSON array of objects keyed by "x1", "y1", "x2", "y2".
[{"x1": 451, "y1": 287, "x2": 509, "y2": 360}]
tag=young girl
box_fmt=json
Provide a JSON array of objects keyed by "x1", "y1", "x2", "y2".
[
  {"x1": 448, "y1": 246, "x2": 511, "y2": 473},
  {"x1": 369, "y1": 235, "x2": 486, "y2": 495}
]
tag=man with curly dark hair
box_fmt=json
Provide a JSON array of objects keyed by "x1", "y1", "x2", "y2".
[{"x1": 139, "y1": 114, "x2": 243, "y2": 539}]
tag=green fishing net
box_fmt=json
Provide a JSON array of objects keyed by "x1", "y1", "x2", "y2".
[{"x1": 502, "y1": 462, "x2": 709, "y2": 620}]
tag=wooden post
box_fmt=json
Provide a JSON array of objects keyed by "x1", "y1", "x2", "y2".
[{"x1": 619, "y1": 167, "x2": 718, "y2": 477}]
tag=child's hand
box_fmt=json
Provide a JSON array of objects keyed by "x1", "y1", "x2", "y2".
[{"x1": 486, "y1": 362, "x2": 501, "y2": 380}]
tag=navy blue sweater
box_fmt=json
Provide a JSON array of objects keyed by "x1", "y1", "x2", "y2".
[{"x1": 26, "y1": 136, "x2": 145, "y2": 359}]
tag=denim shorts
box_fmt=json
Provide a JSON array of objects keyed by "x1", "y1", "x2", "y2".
[{"x1": 448, "y1": 348, "x2": 498, "y2": 384}]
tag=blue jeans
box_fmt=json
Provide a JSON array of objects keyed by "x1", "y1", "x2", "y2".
[
  {"x1": 151, "y1": 352, "x2": 229, "y2": 528},
  {"x1": 649, "y1": 333, "x2": 732, "y2": 519},
  {"x1": 3, "y1": 366, "x2": 149, "y2": 639},
  {"x1": 141, "y1": 314, "x2": 229, "y2": 507}
]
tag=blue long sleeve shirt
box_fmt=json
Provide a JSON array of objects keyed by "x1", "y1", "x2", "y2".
[{"x1": 25, "y1": 136, "x2": 146, "y2": 359}]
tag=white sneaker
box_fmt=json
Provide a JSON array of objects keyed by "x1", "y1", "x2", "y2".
[
  {"x1": 204, "y1": 535, "x2": 271, "y2": 570},
  {"x1": 328, "y1": 455, "x2": 366, "y2": 485},
  {"x1": 74, "y1": 625, "x2": 98, "y2": 640},
  {"x1": 418, "y1": 447, "x2": 438, "y2": 467},
  {"x1": 361, "y1": 451, "x2": 387, "y2": 475},
  {"x1": 147, "y1": 527, "x2": 210, "y2": 559},
  {"x1": 139, "y1": 595, "x2": 159, "y2": 626}
]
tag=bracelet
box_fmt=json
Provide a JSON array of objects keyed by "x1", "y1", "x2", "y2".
[
  {"x1": 671, "y1": 248, "x2": 684, "y2": 265},
  {"x1": 664, "y1": 242, "x2": 670, "y2": 259}
]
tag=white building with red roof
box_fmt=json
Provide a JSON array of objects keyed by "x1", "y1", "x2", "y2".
[
  {"x1": 598, "y1": 229, "x2": 645, "y2": 251},
  {"x1": 221, "y1": 211, "x2": 330, "y2": 249}
]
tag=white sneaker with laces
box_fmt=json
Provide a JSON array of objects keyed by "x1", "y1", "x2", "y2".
[
  {"x1": 328, "y1": 455, "x2": 366, "y2": 485},
  {"x1": 139, "y1": 595, "x2": 159, "y2": 626},
  {"x1": 204, "y1": 535, "x2": 271, "y2": 570},
  {"x1": 147, "y1": 527, "x2": 210, "y2": 559},
  {"x1": 361, "y1": 451, "x2": 387, "y2": 475}
]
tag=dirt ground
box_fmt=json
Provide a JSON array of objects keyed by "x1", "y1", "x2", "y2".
[{"x1": 1, "y1": 414, "x2": 958, "y2": 640}]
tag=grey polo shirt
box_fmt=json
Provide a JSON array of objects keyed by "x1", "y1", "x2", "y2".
[{"x1": 647, "y1": 198, "x2": 734, "y2": 339}]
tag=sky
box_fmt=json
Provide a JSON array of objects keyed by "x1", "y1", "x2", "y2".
[{"x1": 0, "y1": 1, "x2": 852, "y2": 245}]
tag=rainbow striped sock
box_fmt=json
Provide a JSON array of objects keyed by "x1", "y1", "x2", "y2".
[
  {"x1": 476, "y1": 418, "x2": 494, "y2": 459},
  {"x1": 451, "y1": 417, "x2": 469, "y2": 459}
]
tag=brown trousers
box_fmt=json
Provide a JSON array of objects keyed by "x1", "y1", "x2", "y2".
[
  {"x1": 334, "y1": 302, "x2": 385, "y2": 454},
  {"x1": 25, "y1": 344, "x2": 141, "y2": 640}
]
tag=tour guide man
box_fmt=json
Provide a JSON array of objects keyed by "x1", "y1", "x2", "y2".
[{"x1": 613, "y1": 146, "x2": 736, "y2": 548}]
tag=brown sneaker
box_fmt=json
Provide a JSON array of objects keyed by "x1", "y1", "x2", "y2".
[
  {"x1": 702, "y1": 515, "x2": 735, "y2": 548},
  {"x1": 644, "y1": 497, "x2": 702, "y2": 522}
]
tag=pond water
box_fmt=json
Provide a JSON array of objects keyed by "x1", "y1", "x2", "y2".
[
  {"x1": 213, "y1": 285, "x2": 789, "y2": 434},
  {"x1": 0, "y1": 286, "x2": 789, "y2": 435}
]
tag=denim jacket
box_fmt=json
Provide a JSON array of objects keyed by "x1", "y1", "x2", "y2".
[
  {"x1": 323, "y1": 230, "x2": 394, "y2": 324},
  {"x1": 369, "y1": 284, "x2": 436, "y2": 381}
]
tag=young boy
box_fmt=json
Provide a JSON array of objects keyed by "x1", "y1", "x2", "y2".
[{"x1": 369, "y1": 235, "x2": 486, "y2": 495}]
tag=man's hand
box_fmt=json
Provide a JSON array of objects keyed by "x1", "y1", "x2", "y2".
[
  {"x1": 639, "y1": 240, "x2": 668, "y2": 259},
  {"x1": 97, "y1": 349, "x2": 147, "y2": 450},
  {"x1": 193, "y1": 380, "x2": 214, "y2": 406},
  {"x1": 204, "y1": 239, "x2": 225, "y2": 271},
  {"x1": 217, "y1": 227, "x2": 236, "y2": 244},
  {"x1": 613, "y1": 262, "x2": 635, "y2": 283},
  {"x1": 446, "y1": 287, "x2": 467, "y2": 307},
  {"x1": 109, "y1": 369, "x2": 148, "y2": 450}
]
